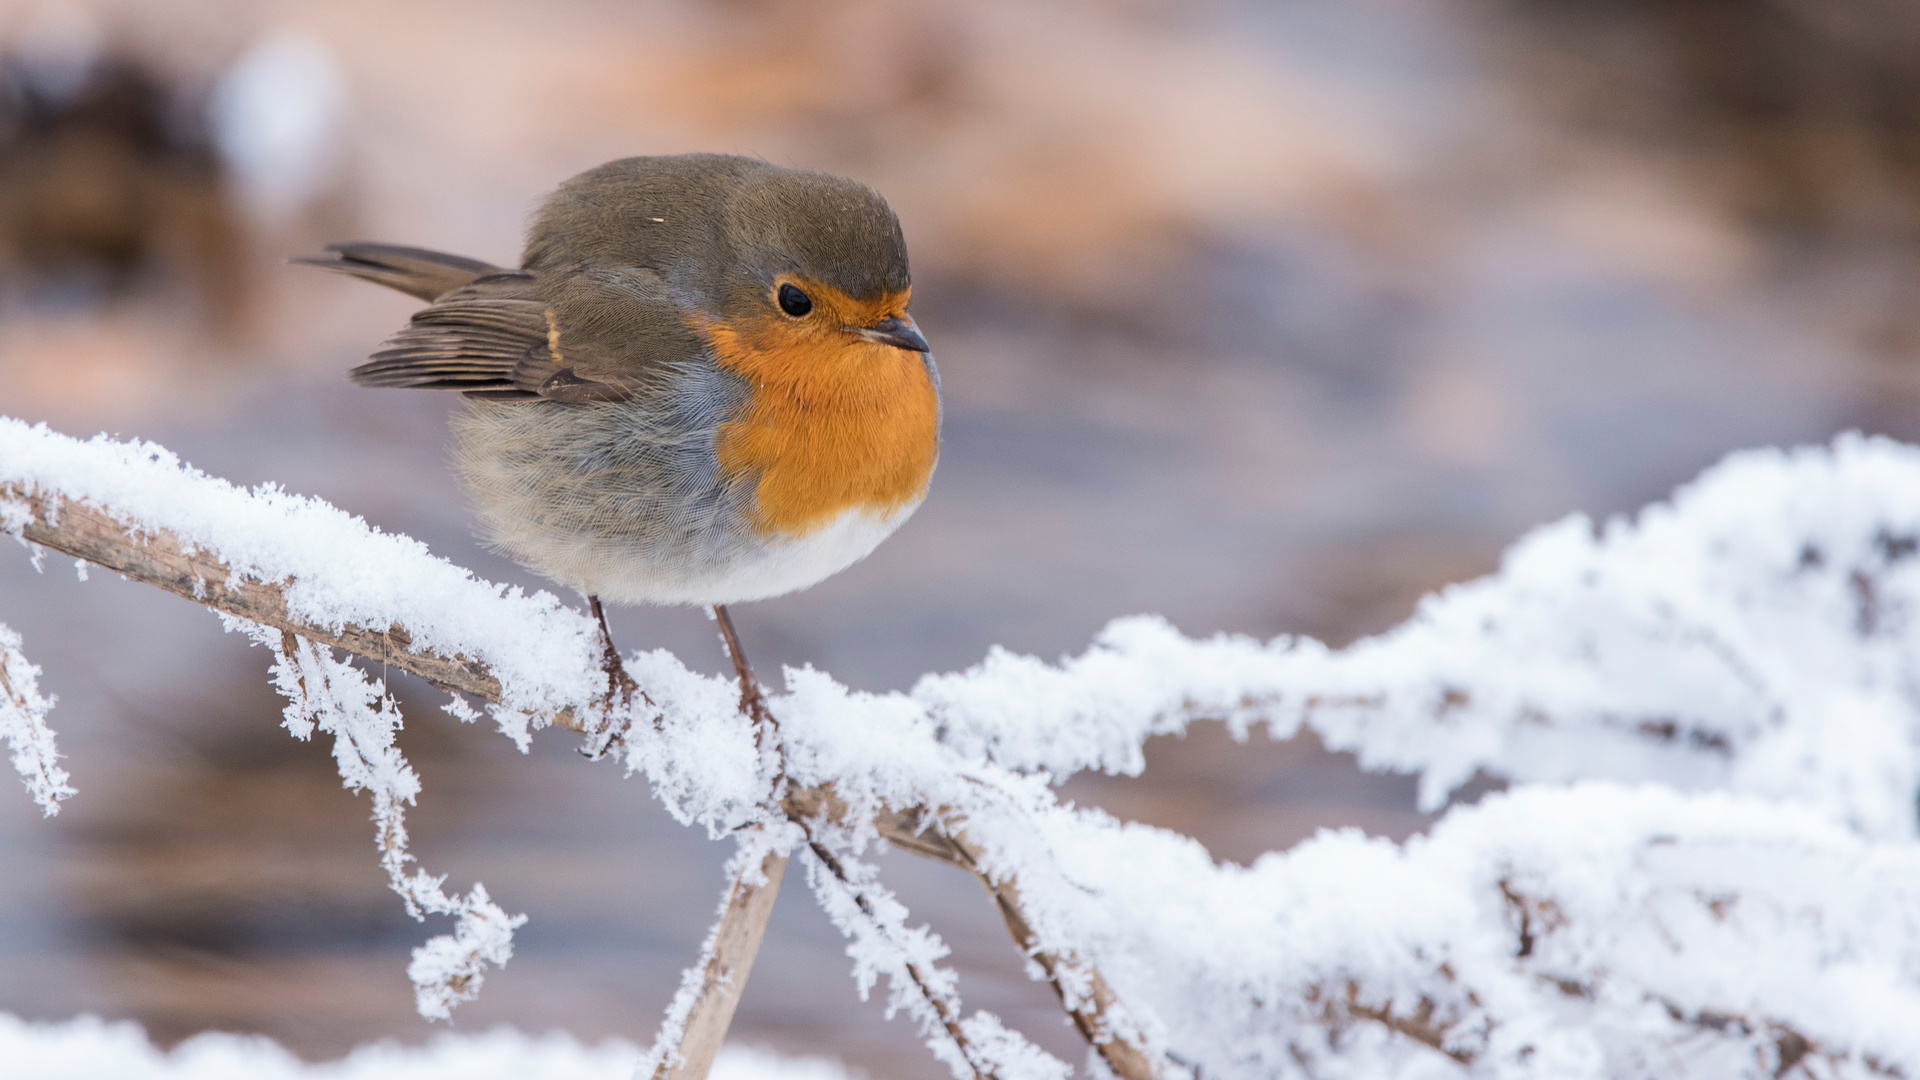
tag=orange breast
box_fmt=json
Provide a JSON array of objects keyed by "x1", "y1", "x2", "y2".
[{"x1": 700, "y1": 301, "x2": 939, "y2": 539}]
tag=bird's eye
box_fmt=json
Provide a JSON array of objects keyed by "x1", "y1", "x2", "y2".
[{"x1": 777, "y1": 283, "x2": 813, "y2": 317}]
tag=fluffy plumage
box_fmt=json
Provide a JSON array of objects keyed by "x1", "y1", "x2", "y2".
[{"x1": 305, "y1": 153, "x2": 939, "y2": 605}]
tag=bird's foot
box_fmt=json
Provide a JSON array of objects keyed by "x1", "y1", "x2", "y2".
[
  {"x1": 585, "y1": 596, "x2": 647, "y2": 756},
  {"x1": 712, "y1": 604, "x2": 787, "y2": 795}
]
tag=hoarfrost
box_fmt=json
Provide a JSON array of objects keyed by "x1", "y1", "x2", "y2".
[
  {"x1": 915, "y1": 434, "x2": 1920, "y2": 836},
  {"x1": 0, "y1": 418, "x2": 606, "y2": 721},
  {"x1": 246, "y1": 620, "x2": 526, "y2": 1019},
  {"x1": 0, "y1": 621, "x2": 72, "y2": 815},
  {"x1": 9, "y1": 412, "x2": 1920, "y2": 1075}
]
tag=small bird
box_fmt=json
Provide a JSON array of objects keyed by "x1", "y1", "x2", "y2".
[{"x1": 301, "y1": 154, "x2": 939, "y2": 708}]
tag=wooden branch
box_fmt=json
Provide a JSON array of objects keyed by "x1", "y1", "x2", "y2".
[
  {"x1": 654, "y1": 851, "x2": 789, "y2": 1080},
  {"x1": 3, "y1": 481, "x2": 1166, "y2": 1080},
  {"x1": 6, "y1": 488, "x2": 501, "y2": 702}
]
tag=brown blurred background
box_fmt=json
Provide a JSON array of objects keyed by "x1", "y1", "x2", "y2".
[{"x1": 0, "y1": 0, "x2": 1913, "y2": 1074}]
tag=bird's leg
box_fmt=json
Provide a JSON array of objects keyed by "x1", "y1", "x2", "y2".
[
  {"x1": 589, "y1": 595, "x2": 640, "y2": 704},
  {"x1": 711, "y1": 604, "x2": 776, "y2": 733}
]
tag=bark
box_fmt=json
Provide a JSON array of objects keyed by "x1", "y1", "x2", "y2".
[{"x1": 654, "y1": 851, "x2": 789, "y2": 1080}]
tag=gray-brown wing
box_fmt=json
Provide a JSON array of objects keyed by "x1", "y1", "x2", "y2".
[{"x1": 344, "y1": 270, "x2": 633, "y2": 404}]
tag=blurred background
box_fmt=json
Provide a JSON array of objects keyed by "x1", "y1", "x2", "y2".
[{"x1": 1, "y1": 0, "x2": 1914, "y2": 1074}]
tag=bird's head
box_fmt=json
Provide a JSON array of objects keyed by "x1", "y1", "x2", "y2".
[{"x1": 701, "y1": 169, "x2": 930, "y2": 385}]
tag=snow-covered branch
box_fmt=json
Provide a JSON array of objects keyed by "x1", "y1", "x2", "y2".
[
  {"x1": 9, "y1": 415, "x2": 1920, "y2": 1078},
  {"x1": 0, "y1": 418, "x2": 1156, "y2": 1079},
  {"x1": 918, "y1": 436, "x2": 1920, "y2": 840}
]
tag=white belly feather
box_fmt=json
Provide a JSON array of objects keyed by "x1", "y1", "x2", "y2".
[{"x1": 584, "y1": 504, "x2": 917, "y2": 606}]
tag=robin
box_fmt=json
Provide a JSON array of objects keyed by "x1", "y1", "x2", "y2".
[{"x1": 300, "y1": 153, "x2": 938, "y2": 711}]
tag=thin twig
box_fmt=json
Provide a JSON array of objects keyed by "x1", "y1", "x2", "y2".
[
  {"x1": 798, "y1": 827, "x2": 993, "y2": 1079},
  {"x1": 786, "y1": 791, "x2": 1165, "y2": 1079},
  {"x1": 651, "y1": 848, "x2": 790, "y2": 1080},
  {"x1": 951, "y1": 835, "x2": 1162, "y2": 1076},
  {"x1": 637, "y1": 602, "x2": 794, "y2": 1078},
  {"x1": 710, "y1": 603, "x2": 786, "y2": 799},
  {"x1": 6, "y1": 490, "x2": 503, "y2": 700}
]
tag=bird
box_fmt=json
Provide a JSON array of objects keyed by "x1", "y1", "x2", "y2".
[{"x1": 300, "y1": 153, "x2": 939, "y2": 715}]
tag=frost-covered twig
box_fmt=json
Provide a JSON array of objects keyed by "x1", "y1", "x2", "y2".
[
  {"x1": 257, "y1": 623, "x2": 526, "y2": 1018},
  {"x1": 641, "y1": 610, "x2": 794, "y2": 1080},
  {"x1": 0, "y1": 621, "x2": 72, "y2": 815},
  {"x1": 4, "y1": 483, "x2": 508, "y2": 704},
  {"x1": 948, "y1": 833, "x2": 1162, "y2": 1078},
  {"x1": 790, "y1": 790, "x2": 1160, "y2": 1079},
  {"x1": 915, "y1": 434, "x2": 1920, "y2": 841},
  {"x1": 798, "y1": 824, "x2": 992, "y2": 1078}
]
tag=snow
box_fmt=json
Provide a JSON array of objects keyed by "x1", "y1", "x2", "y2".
[
  {"x1": 7, "y1": 413, "x2": 1920, "y2": 1077},
  {"x1": 914, "y1": 434, "x2": 1920, "y2": 837},
  {"x1": 256, "y1": 623, "x2": 526, "y2": 1019},
  {"x1": 0, "y1": 418, "x2": 608, "y2": 724},
  {"x1": 0, "y1": 1014, "x2": 852, "y2": 1080},
  {"x1": 0, "y1": 620, "x2": 71, "y2": 815},
  {"x1": 1045, "y1": 782, "x2": 1920, "y2": 1076}
]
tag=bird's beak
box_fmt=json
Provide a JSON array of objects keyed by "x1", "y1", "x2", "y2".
[{"x1": 855, "y1": 314, "x2": 931, "y2": 353}]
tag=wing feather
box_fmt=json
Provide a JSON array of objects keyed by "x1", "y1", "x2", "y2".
[
  {"x1": 303, "y1": 244, "x2": 642, "y2": 403},
  {"x1": 341, "y1": 271, "x2": 632, "y2": 402}
]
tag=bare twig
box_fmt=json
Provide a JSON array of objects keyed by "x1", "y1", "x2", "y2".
[
  {"x1": 2, "y1": 481, "x2": 1167, "y2": 1080},
  {"x1": 1344, "y1": 992, "x2": 1470, "y2": 1065},
  {"x1": 651, "y1": 849, "x2": 790, "y2": 1080}
]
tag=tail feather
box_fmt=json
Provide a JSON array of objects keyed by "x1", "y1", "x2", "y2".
[{"x1": 293, "y1": 242, "x2": 504, "y2": 302}]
